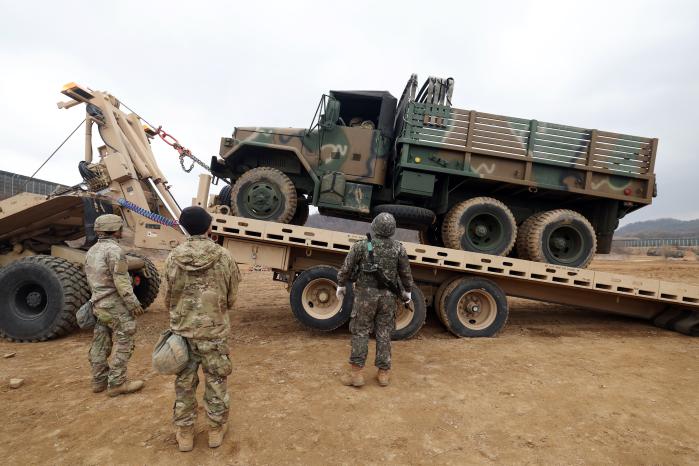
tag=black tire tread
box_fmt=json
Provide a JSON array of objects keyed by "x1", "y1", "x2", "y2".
[
  {"x1": 0, "y1": 255, "x2": 89, "y2": 342},
  {"x1": 126, "y1": 253, "x2": 161, "y2": 310}
]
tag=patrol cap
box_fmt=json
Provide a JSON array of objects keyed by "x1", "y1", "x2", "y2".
[
  {"x1": 94, "y1": 214, "x2": 123, "y2": 233},
  {"x1": 371, "y1": 212, "x2": 396, "y2": 238},
  {"x1": 179, "y1": 206, "x2": 212, "y2": 235}
]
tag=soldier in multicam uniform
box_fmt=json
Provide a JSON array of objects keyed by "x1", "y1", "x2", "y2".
[
  {"x1": 85, "y1": 214, "x2": 145, "y2": 396},
  {"x1": 336, "y1": 212, "x2": 414, "y2": 387},
  {"x1": 164, "y1": 206, "x2": 241, "y2": 452}
]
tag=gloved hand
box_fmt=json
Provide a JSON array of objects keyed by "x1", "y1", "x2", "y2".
[
  {"x1": 401, "y1": 290, "x2": 412, "y2": 304},
  {"x1": 133, "y1": 305, "x2": 145, "y2": 316},
  {"x1": 336, "y1": 286, "x2": 346, "y2": 300}
]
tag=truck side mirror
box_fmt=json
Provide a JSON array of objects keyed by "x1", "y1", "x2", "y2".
[{"x1": 320, "y1": 97, "x2": 340, "y2": 130}]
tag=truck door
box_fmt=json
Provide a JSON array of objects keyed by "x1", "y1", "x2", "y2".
[{"x1": 319, "y1": 126, "x2": 378, "y2": 181}]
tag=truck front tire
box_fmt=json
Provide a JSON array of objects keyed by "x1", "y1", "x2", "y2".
[
  {"x1": 231, "y1": 167, "x2": 298, "y2": 223},
  {"x1": 442, "y1": 197, "x2": 517, "y2": 256},
  {"x1": 0, "y1": 256, "x2": 90, "y2": 342}
]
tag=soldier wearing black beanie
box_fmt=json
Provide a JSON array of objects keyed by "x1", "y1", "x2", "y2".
[{"x1": 179, "y1": 206, "x2": 213, "y2": 236}]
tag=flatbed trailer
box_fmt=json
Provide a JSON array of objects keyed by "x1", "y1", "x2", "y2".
[{"x1": 199, "y1": 179, "x2": 699, "y2": 339}]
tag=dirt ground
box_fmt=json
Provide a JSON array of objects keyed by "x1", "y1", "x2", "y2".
[{"x1": 1, "y1": 256, "x2": 698, "y2": 465}]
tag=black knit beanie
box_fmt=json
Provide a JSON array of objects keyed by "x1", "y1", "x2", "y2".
[{"x1": 179, "y1": 206, "x2": 212, "y2": 236}]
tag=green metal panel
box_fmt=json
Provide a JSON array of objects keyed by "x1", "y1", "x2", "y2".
[{"x1": 397, "y1": 170, "x2": 436, "y2": 197}]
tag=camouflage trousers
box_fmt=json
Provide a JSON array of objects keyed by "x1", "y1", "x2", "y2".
[
  {"x1": 349, "y1": 288, "x2": 396, "y2": 370},
  {"x1": 173, "y1": 338, "x2": 232, "y2": 428},
  {"x1": 88, "y1": 303, "x2": 136, "y2": 388}
]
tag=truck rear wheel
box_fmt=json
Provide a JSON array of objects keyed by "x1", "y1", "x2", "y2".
[
  {"x1": 231, "y1": 167, "x2": 298, "y2": 223},
  {"x1": 392, "y1": 285, "x2": 426, "y2": 340},
  {"x1": 441, "y1": 277, "x2": 509, "y2": 337},
  {"x1": 289, "y1": 266, "x2": 353, "y2": 331},
  {"x1": 127, "y1": 254, "x2": 161, "y2": 310},
  {"x1": 0, "y1": 256, "x2": 90, "y2": 342},
  {"x1": 515, "y1": 212, "x2": 543, "y2": 260},
  {"x1": 525, "y1": 209, "x2": 597, "y2": 268},
  {"x1": 442, "y1": 197, "x2": 517, "y2": 256}
]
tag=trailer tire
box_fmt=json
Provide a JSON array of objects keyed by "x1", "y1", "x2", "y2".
[
  {"x1": 231, "y1": 167, "x2": 298, "y2": 223},
  {"x1": 392, "y1": 285, "x2": 427, "y2": 340},
  {"x1": 126, "y1": 254, "x2": 161, "y2": 310},
  {"x1": 442, "y1": 277, "x2": 509, "y2": 337},
  {"x1": 290, "y1": 195, "x2": 309, "y2": 226},
  {"x1": 290, "y1": 266, "x2": 353, "y2": 331},
  {"x1": 526, "y1": 209, "x2": 597, "y2": 268},
  {"x1": 442, "y1": 197, "x2": 517, "y2": 256},
  {"x1": 434, "y1": 275, "x2": 463, "y2": 327},
  {"x1": 0, "y1": 256, "x2": 90, "y2": 342},
  {"x1": 372, "y1": 205, "x2": 436, "y2": 229}
]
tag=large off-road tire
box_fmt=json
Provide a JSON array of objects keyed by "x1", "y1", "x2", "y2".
[
  {"x1": 290, "y1": 195, "x2": 310, "y2": 226},
  {"x1": 442, "y1": 197, "x2": 517, "y2": 256},
  {"x1": 289, "y1": 266, "x2": 353, "y2": 331},
  {"x1": 218, "y1": 184, "x2": 232, "y2": 208},
  {"x1": 441, "y1": 277, "x2": 509, "y2": 337},
  {"x1": 434, "y1": 275, "x2": 463, "y2": 327},
  {"x1": 515, "y1": 212, "x2": 543, "y2": 260},
  {"x1": 392, "y1": 285, "x2": 427, "y2": 340},
  {"x1": 230, "y1": 167, "x2": 298, "y2": 223},
  {"x1": 126, "y1": 254, "x2": 161, "y2": 310},
  {"x1": 525, "y1": 209, "x2": 597, "y2": 268},
  {"x1": 372, "y1": 204, "x2": 436, "y2": 229},
  {"x1": 0, "y1": 256, "x2": 90, "y2": 342}
]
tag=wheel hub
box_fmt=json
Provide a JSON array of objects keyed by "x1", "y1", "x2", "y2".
[
  {"x1": 551, "y1": 237, "x2": 567, "y2": 251},
  {"x1": 474, "y1": 224, "x2": 489, "y2": 238},
  {"x1": 456, "y1": 290, "x2": 497, "y2": 330},
  {"x1": 26, "y1": 291, "x2": 43, "y2": 308},
  {"x1": 465, "y1": 213, "x2": 504, "y2": 251},
  {"x1": 301, "y1": 278, "x2": 342, "y2": 320},
  {"x1": 246, "y1": 182, "x2": 281, "y2": 216}
]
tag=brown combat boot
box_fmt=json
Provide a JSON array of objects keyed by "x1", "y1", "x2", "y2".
[
  {"x1": 92, "y1": 380, "x2": 108, "y2": 393},
  {"x1": 377, "y1": 369, "x2": 390, "y2": 387},
  {"x1": 208, "y1": 423, "x2": 228, "y2": 448},
  {"x1": 107, "y1": 379, "x2": 145, "y2": 397},
  {"x1": 176, "y1": 425, "x2": 194, "y2": 452},
  {"x1": 340, "y1": 364, "x2": 365, "y2": 387}
]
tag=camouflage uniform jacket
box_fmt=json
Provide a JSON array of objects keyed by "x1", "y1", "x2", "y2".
[
  {"x1": 85, "y1": 238, "x2": 141, "y2": 316},
  {"x1": 337, "y1": 237, "x2": 413, "y2": 292},
  {"x1": 165, "y1": 235, "x2": 241, "y2": 340}
]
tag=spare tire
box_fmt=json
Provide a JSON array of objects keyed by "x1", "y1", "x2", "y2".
[
  {"x1": 126, "y1": 253, "x2": 161, "y2": 310},
  {"x1": 372, "y1": 204, "x2": 435, "y2": 228},
  {"x1": 0, "y1": 256, "x2": 89, "y2": 342},
  {"x1": 218, "y1": 184, "x2": 232, "y2": 208}
]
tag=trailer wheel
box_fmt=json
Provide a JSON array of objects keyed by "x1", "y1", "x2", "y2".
[
  {"x1": 442, "y1": 277, "x2": 509, "y2": 337},
  {"x1": 290, "y1": 195, "x2": 309, "y2": 226},
  {"x1": 289, "y1": 266, "x2": 353, "y2": 331},
  {"x1": 231, "y1": 167, "x2": 298, "y2": 223},
  {"x1": 442, "y1": 197, "x2": 516, "y2": 256},
  {"x1": 525, "y1": 209, "x2": 597, "y2": 268},
  {"x1": 392, "y1": 285, "x2": 427, "y2": 340},
  {"x1": 434, "y1": 276, "x2": 463, "y2": 327},
  {"x1": 0, "y1": 256, "x2": 90, "y2": 342},
  {"x1": 127, "y1": 254, "x2": 161, "y2": 310}
]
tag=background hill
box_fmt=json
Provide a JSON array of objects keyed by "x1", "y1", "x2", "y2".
[{"x1": 615, "y1": 218, "x2": 699, "y2": 239}]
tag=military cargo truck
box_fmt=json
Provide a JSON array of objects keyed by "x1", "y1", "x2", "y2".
[{"x1": 211, "y1": 74, "x2": 658, "y2": 268}]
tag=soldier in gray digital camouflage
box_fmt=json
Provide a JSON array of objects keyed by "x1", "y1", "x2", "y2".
[
  {"x1": 336, "y1": 212, "x2": 414, "y2": 387},
  {"x1": 85, "y1": 214, "x2": 145, "y2": 397},
  {"x1": 164, "y1": 206, "x2": 241, "y2": 452}
]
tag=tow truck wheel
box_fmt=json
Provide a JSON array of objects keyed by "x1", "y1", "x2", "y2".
[
  {"x1": 442, "y1": 197, "x2": 517, "y2": 256},
  {"x1": 231, "y1": 167, "x2": 298, "y2": 223},
  {"x1": 525, "y1": 209, "x2": 597, "y2": 268},
  {"x1": 392, "y1": 285, "x2": 427, "y2": 340},
  {"x1": 289, "y1": 266, "x2": 353, "y2": 331},
  {"x1": 442, "y1": 277, "x2": 509, "y2": 337},
  {"x1": 0, "y1": 256, "x2": 90, "y2": 342},
  {"x1": 126, "y1": 254, "x2": 161, "y2": 310}
]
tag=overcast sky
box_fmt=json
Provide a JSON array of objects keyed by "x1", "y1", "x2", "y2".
[{"x1": 1, "y1": 0, "x2": 697, "y2": 225}]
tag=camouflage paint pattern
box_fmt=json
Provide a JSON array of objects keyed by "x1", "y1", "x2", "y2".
[
  {"x1": 348, "y1": 288, "x2": 396, "y2": 369},
  {"x1": 396, "y1": 103, "x2": 656, "y2": 204},
  {"x1": 85, "y1": 237, "x2": 140, "y2": 388},
  {"x1": 173, "y1": 338, "x2": 232, "y2": 428},
  {"x1": 164, "y1": 235, "x2": 241, "y2": 340}
]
